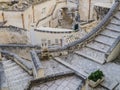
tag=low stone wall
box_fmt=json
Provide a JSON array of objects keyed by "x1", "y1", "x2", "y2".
[
  {"x1": 105, "y1": 35, "x2": 120, "y2": 62},
  {"x1": 30, "y1": 50, "x2": 44, "y2": 78},
  {"x1": 25, "y1": 71, "x2": 75, "y2": 90},
  {"x1": 0, "y1": 26, "x2": 28, "y2": 44}
]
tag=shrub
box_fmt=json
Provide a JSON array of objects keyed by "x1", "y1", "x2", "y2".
[{"x1": 88, "y1": 70, "x2": 104, "y2": 82}]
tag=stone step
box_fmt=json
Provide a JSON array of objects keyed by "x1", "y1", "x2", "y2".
[
  {"x1": 4, "y1": 65, "x2": 21, "y2": 72},
  {"x1": 2, "y1": 60, "x2": 32, "y2": 90},
  {"x1": 86, "y1": 41, "x2": 110, "y2": 53},
  {"x1": 100, "y1": 29, "x2": 120, "y2": 39},
  {"x1": 3, "y1": 62, "x2": 16, "y2": 68},
  {"x1": 106, "y1": 24, "x2": 120, "y2": 33},
  {"x1": 2, "y1": 60, "x2": 13, "y2": 64},
  {"x1": 9, "y1": 76, "x2": 31, "y2": 86},
  {"x1": 75, "y1": 47, "x2": 105, "y2": 64},
  {"x1": 7, "y1": 73, "x2": 28, "y2": 81},
  {"x1": 0, "y1": 62, "x2": 8, "y2": 90},
  {"x1": 95, "y1": 35, "x2": 115, "y2": 46},
  {"x1": 9, "y1": 84, "x2": 24, "y2": 90},
  {"x1": 5, "y1": 69, "x2": 24, "y2": 76},
  {"x1": 114, "y1": 11, "x2": 120, "y2": 20},
  {"x1": 111, "y1": 18, "x2": 120, "y2": 25}
]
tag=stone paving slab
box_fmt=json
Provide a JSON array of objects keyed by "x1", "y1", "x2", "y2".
[{"x1": 100, "y1": 77, "x2": 119, "y2": 90}]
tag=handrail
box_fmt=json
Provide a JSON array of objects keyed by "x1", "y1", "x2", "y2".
[{"x1": 44, "y1": 1, "x2": 120, "y2": 52}]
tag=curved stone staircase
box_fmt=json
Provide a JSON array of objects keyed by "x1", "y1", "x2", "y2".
[{"x1": 75, "y1": 10, "x2": 120, "y2": 64}]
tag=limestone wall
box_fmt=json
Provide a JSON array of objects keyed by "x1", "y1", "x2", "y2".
[
  {"x1": 0, "y1": 0, "x2": 11, "y2": 2},
  {"x1": 79, "y1": 0, "x2": 114, "y2": 21},
  {"x1": 33, "y1": 29, "x2": 74, "y2": 48},
  {"x1": 0, "y1": 27, "x2": 28, "y2": 44},
  {"x1": 0, "y1": 0, "x2": 66, "y2": 30},
  {"x1": 0, "y1": 11, "x2": 23, "y2": 27},
  {"x1": 34, "y1": 0, "x2": 56, "y2": 23},
  {"x1": 23, "y1": 6, "x2": 33, "y2": 30}
]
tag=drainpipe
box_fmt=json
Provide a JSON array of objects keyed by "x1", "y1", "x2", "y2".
[
  {"x1": 88, "y1": 0, "x2": 91, "y2": 20},
  {"x1": 21, "y1": 13, "x2": 25, "y2": 29},
  {"x1": 32, "y1": 5, "x2": 35, "y2": 23},
  {"x1": 2, "y1": 12, "x2": 5, "y2": 22}
]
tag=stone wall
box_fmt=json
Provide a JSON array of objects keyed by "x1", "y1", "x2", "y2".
[
  {"x1": 0, "y1": 26, "x2": 28, "y2": 44},
  {"x1": 0, "y1": 0, "x2": 67, "y2": 30},
  {"x1": 79, "y1": 0, "x2": 114, "y2": 21}
]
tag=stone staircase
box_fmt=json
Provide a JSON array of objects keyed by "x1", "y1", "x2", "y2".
[
  {"x1": 2, "y1": 59, "x2": 33, "y2": 90},
  {"x1": 0, "y1": 62, "x2": 8, "y2": 90},
  {"x1": 75, "y1": 10, "x2": 120, "y2": 64}
]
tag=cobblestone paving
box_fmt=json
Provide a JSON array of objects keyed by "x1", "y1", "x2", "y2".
[
  {"x1": 61, "y1": 54, "x2": 120, "y2": 90},
  {"x1": 32, "y1": 76, "x2": 82, "y2": 90},
  {"x1": 41, "y1": 59, "x2": 72, "y2": 76}
]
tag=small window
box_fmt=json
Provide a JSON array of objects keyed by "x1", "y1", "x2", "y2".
[
  {"x1": 42, "y1": 43, "x2": 44, "y2": 47},
  {"x1": 48, "y1": 40, "x2": 51, "y2": 45},
  {"x1": 41, "y1": 7, "x2": 46, "y2": 14},
  {"x1": 55, "y1": 39, "x2": 58, "y2": 44}
]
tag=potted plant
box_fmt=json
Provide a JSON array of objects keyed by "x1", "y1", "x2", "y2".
[{"x1": 88, "y1": 70, "x2": 104, "y2": 88}]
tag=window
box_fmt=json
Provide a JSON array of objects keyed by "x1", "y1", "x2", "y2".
[
  {"x1": 41, "y1": 39, "x2": 46, "y2": 47},
  {"x1": 55, "y1": 39, "x2": 58, "y2": 44},
  {"x1": 48, "y1": 40, "x2": 51, "y2": 45},
  {"x1": 41, "y1": 7, "x2": 46, "y2": 14}
]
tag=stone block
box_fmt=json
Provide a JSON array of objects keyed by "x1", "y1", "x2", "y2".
[{"x1": 37, "y1": 68, "x2": 45, "y2": 78}]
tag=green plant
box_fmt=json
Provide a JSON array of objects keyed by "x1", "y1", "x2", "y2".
[{"x1": 88, "y1": 70, "x2": 104, "y2": 82}]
